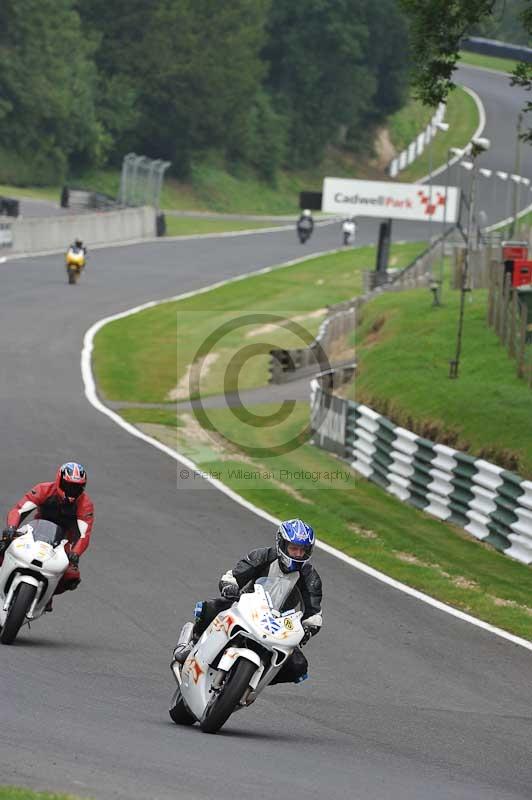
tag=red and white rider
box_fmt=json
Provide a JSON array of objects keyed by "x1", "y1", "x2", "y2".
[{"x1": 2, "y1": 462, "x2": 94, "y2": 610}]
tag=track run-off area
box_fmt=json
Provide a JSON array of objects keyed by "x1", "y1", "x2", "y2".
[{"x1": 1, "y1": 65, "x2": 531, "y2": 800}]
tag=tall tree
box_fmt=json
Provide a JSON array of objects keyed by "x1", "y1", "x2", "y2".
[
  {"x1": 264, "y1": 0, "x2": 409, "y2": 165},
  {"x1": 77, "y1": 0, "x2": 152, "y2": 158},
  {"x1": 0, "y1": 0, "x2": 104, "y2": 183},
  {"x1": 132, "y1": 0, "x2": 271, "y2": 176}
]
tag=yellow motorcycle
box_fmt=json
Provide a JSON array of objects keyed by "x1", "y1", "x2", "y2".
[{"x1": 65, "y1": 247, "x2": 85, "y2": 285}]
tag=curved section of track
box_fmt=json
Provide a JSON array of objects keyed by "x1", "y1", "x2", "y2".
[{"x1": 1, "y1": 65, "x2": 531, "y2": 800}]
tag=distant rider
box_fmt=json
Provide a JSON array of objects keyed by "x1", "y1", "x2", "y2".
[
  {"x1": 297, "y1": 209, "x2": 314, "y2": 242},
  {"x1": 173, "y1": 518, "x2": 323, "y2": 684},
  {"x1": 70, "y1": 238, "x2": 87, "y2": 255},
  {"x1": 1, "y1": 462, "x2": 94, "y2": 611},
  {"x1": 342, "y1": 217, "x2": 356, "y2": 245}
]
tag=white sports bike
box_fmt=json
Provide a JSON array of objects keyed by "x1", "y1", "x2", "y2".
[
  {"x1": 170, "y1": 569, "x2": 305, "y2": 734},
  {"x1": 0, "y1": 519, "x2": 69, "y2": 644}
]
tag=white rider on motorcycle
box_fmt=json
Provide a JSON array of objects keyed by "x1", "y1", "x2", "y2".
[
  {"x1": 173, "y1": 519, "x2": 323, "y2": 684},
  {"x1": 297, "y1": 209, "x2": 314, "y2": 238},
  {"x1": 342, "y1": 217, "x2": 356, "y2": 243}
]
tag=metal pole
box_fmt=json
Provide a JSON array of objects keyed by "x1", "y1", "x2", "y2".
[
  {"x1": 439, "y1": 148, "x2": 451, "y2": 299},
  {"x1": 428, "y1": 122, "x2": 434, "y2": 243},
  {"x1": 119, "y1": 153, "x2": 135, "y2": 206},
  {"x1": 450, "y1": 164, "x2": 478, "y2": 378},
  {"x1": 510, "y1": 112, "x2": 523, "y2": 238}
]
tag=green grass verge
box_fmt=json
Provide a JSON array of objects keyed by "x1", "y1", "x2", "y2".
[
  {"x1": 0, "y1": 184, "x2": 60, "y2": 202},
  {"x1": 119, "y1": 407, "x2": 182, "y2": 426},
  {"x1": 164, "y1": 217, "x2": 282, "y2": 236},
  {"x1": 350, "y1": 280, "x2": 532, "y2": 476},
  {"x1": 122, "y1": 403, "x2": 532, "y2": 640},
  {"x1": 93, "y1": 242, "x2": 425, "y2": 403},
  {"x1": 398, "y1": 86, "x2": 479, "y2": 183},
  {"x1": 459, "y1": 50, "x2": 517, "y2": 74},
  {"x1": 0, "y1": 788, "x2": 86, "y2": 800}
]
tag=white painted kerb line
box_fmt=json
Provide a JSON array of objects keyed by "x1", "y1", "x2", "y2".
[{"x1": 81, "y1": 256, "x2": 532, "y2": 653}]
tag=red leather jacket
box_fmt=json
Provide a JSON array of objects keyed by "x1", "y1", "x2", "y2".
[{"x1": 6, "y1": 482, "x2": 94, "y2": 557}]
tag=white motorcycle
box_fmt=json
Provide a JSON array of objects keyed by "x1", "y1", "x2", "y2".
[
  {"x1": 342, "y1": 219, "x2": 356, "y2": 246},
  {"x1": 0, "y1": 519, "x2": 69, "y2": 644},
  {"x1": 170, "y1": 570, "x2": 305, "y2": 734}
]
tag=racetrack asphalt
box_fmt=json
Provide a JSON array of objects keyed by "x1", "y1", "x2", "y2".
[{"x1": 1, "y1": 65, "x2": 531, "y2": 800}]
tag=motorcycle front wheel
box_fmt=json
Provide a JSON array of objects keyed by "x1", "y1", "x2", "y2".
[
  {"x1": 200, "y1": 659, "x2": 256, "y2": 734},
  {"x1": 169, "y1": 685, "x2": 195, "y2": 726},
  {"x1": 0, "y1": 583, "x2": 37, "y2": 644},
  {"x1": 67, "y1": 268, "x2": 78, "y2": 284}
]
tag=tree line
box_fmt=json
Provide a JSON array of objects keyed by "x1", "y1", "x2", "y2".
[{"x1": 0, "y1": 0, "x2": 410, "y2": 185}]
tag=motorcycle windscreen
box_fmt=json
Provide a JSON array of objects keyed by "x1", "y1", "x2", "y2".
[
  {"x1": 23, "y1": 519, "x2": 64, "y2": 546},
  {"x1": 255, "y1": 575, "x2": 302, "y2": 613}
]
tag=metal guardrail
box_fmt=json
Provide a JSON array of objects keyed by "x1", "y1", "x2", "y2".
[{"x1": 462, "y1": 36, "x2": 532, "y2": 64}]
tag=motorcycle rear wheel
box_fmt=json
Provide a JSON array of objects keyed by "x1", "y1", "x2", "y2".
[
  {"x1": 169, "y1": 685, "x2": 195, "y2": 726},
  {"x1": 0, "y1": 583, "x2": 37, "y2": 644},
  {"x1": 200, "y1": 659, "x2": 256, "y2": 734}
]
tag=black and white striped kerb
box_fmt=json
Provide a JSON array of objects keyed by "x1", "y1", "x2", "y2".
[{"x1": 310, "y1": 383, "x2": 532, "y2": 565}]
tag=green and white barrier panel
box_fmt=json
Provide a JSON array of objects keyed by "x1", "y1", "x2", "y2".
[{"x1": 310, "y1": 380, "x2": 532, "y2": 564}]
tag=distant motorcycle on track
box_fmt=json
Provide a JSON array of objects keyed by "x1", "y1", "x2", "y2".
[
  {"x1": 65, "y1": 245, "x2": 86, "y2": 284},
  {"x1": 342, "y1": 218, "x2": 356, "y2": 246},
  {"x1": 297, "y1": 209, "x2": 314, "y2": 244}
]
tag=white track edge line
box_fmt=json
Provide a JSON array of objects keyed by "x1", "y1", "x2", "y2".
[{"x1": 81, "y1": 255, "x2": 532, "y2": 653}]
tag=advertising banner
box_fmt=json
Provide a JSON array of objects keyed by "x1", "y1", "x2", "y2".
[{"x1": 322, "y1": 177, "x2": 460, "y2": 223}]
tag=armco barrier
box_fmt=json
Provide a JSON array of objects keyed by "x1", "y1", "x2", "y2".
[
  {"x1": 5, "y1": 206, "x2": 156, "y2": 254},
  {"x1": 310, "y1": 379, "x2": 532, "y2": 565},
  {"x1": 462, "y1": 36, "x2": 532, "y2": 64}
]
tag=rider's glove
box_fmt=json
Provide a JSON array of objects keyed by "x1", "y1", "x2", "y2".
[
  {"x1": 0, "y1": 527, "x2": 17, "y2": 554},
  {"x1": 2, "y1": 526, "x2": 17, "y2": 542},
  {"x1": 220, "y1": 582, "x2": 240, "y2": 600},
  {"x1": 68, "y1": 552, "x2": 80, "y2": 567},
  {"x1": 301, "y1": 624, "x2": 320, "y2": 647}
]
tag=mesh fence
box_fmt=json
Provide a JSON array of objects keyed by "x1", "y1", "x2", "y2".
[{"x1": 118, "y1": 153, "x2": 171, "y2": 209}]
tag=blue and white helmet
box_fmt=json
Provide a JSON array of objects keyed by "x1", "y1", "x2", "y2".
[{"x1": 276, "y1": 519, "x2": 315, "y2": 573}]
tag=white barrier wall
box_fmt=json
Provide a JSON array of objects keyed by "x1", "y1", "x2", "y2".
[{"x1": 9, "y1": 206, "x2": 156, "y2": 253}]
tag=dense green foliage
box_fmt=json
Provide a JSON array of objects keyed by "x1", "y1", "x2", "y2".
[
  {"x1": 399, "y1": 0, "x2": 497, "y2": 105},
  {"x1": 471, "y1": 0, "x2": 531, "y2": 45},
  {"x1": 0, "y1": 0, "x2": 105, "y2": 183},
  {"x1": 400, "y1": 0, "x2": 532, "y2": 141},
  {"x1": 0, "y1": 0, "x2": 410, "y2": 185}
]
